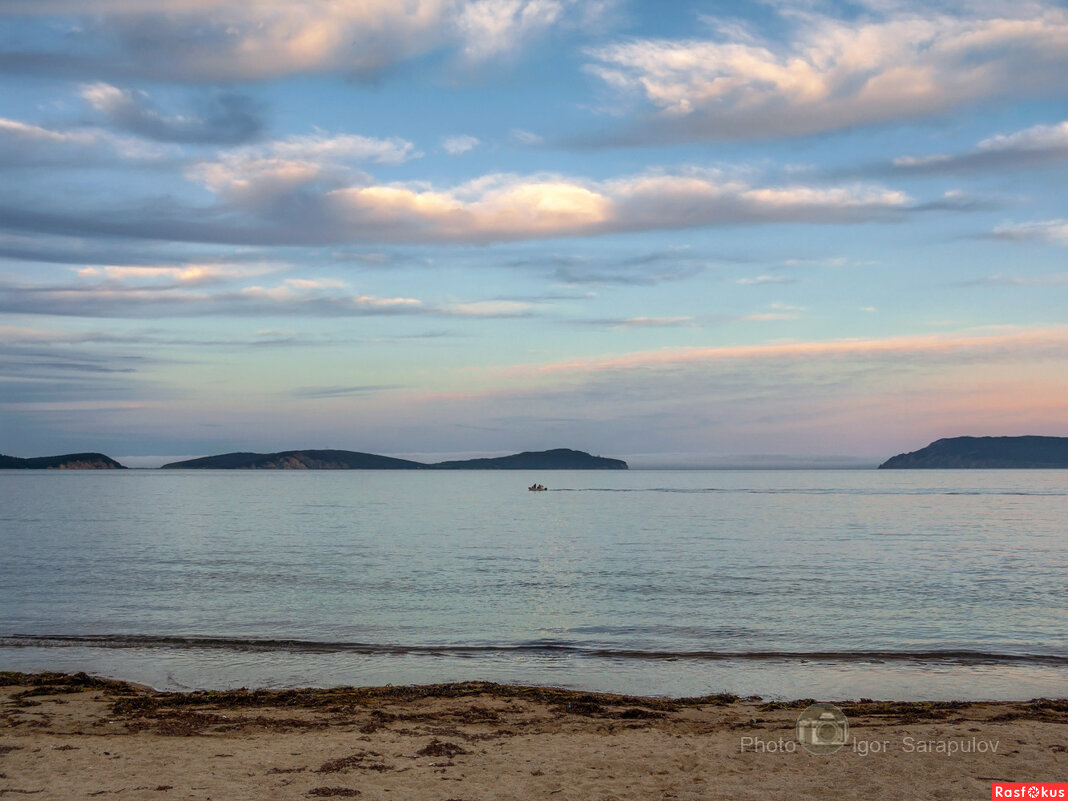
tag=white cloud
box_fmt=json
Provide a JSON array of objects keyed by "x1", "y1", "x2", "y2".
[
  {"x1": 979, "y1": 121, "x2": 1068, "y2": 152},
  {"x1": 737, "y1": 275, "x2": 797, "y2": 285},
  {"x1": 443, "y1": 299, "x2": 532, "y2": 316},
  {"x1": 890, "y1": 119, "x2": 1068, "y2": 174},
  {"x1": 187, "y1": 131, "x2": 420, "y2": 202},
  {"x1": 442, "y1": 135, "x2": 481, "y2": 155},
  {"x1": 608, "y1": 316, "x2": 695, "y2": 328},
  {"x1": 584, "y1": 5, "x2": 1068, "y2": 141},
  {"x1": 0, "y1": 115, "x2": 171, "y2": 166},
  {"x1": 265, "y1": 132, "x2": 419, "y2": 165},
  {"x1": 510, "y1": 128, "x2": 544, "y2": 146},
  {"x1": 1, "y1": 0, "x2": 600, "y2": 82},
  {"x1": 310, "y1": 171, "x2": 909, "y2": 244},
  {"x1": 739, "y1": 312, "x2": 795, "y2": 321},
  {"x1": 0, "y1": 272, "x2": 428, "y2": 318},
  {"x1": 455, "y1": 0, "x2": 569, "y2": 61},
  {"x1": 0, "y1": 268, "x2": 539, "y2": 319},
  {"x1": 177, "y1": 159, "x2": 914, "y2": 244},
  {"x1": 991, "y1": 220, "x2": 1068, "y2": 244},
  {"x1": 0, "y1": 117, "x2": 94, "y2": 146}
]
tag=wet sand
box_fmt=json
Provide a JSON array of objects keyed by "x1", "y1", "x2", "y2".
[{"x1": 1, "y1": 672, "x2": 1065, "y2": 800}]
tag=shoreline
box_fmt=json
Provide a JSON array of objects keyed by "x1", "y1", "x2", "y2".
[
  {"x1": 5, "y1": 669, "x2": 1068, "y2": 706},
  {"x1": 5, "y1": 643, "x2": 1067, "y2": 701},
  {"x1": 2, "y1": 672, "x2": 1065, "y2": 800}
]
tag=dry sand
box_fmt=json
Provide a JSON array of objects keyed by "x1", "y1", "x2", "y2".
[{"x1": 1, "y1": 672, "x2": 1064, "y2": 800}]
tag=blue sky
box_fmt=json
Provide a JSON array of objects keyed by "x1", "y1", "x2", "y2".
[{"x1": 1, "y1": 0, "x2": 1066, "y2": 466}]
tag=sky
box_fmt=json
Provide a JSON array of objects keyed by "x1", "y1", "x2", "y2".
[{"x1": 1, "y1": 0, "x2": 1066, "y2": 467}]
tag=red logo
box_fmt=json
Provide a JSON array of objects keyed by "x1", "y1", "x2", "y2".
[{"x1": 992, "y1": 783, "x2": 1068, "y2": 799}]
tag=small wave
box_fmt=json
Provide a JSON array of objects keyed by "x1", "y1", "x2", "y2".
[
  {"x1": 551, "y1": 488, "x2": 728, "y2": 493},
  {"x1": 553, "y1": 488, "x2": 1065, "y2": 496},
  {"x1": 4, "y1": 635, "x2": 1066, "y2": 666}
]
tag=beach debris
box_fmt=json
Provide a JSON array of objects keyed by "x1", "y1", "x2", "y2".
[
  {"x1": 318, "y1": 751, "x2": 392, "y2": 773},
  {"x1": 306, "y1": 789, "x2": 360, "y2": 797},
  {"x1": 416, "y1": 739, "x2": 471, "y2": 758}
]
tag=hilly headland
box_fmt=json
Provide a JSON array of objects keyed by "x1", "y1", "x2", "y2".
[
  {"x1": 0, "y1": 452, "x2": 125, "y2": 470},
  {"x1": 161, "y1": 448, "x2": 628, "y2": 470},
  {"x1": 879, "y1": 436, "x2": 1068, "y2": 468}
]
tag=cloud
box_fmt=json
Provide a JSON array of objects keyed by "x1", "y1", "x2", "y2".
[
  {"x1": 780, "y1": 257, "x2": 848, "y2": 268},
  {"x1": 539, "y1": 249, "x2": 713, "y2": 286},
  {"x1": 442, "y1": 299, "x2": 533, "y2": 317},
  {"x1": 954, "y1": 273, "x2": 1068, "y2": 287},
  {"x1": 979, "y1": 120, "x2": 1068, "y2": 153},
  {"x1": 495, "y1": 325, "x2": 1068, "y2": 378},
  {"x1": 502, "y1": 246, "x2": 725, "y2": 286},
  {"x1": 186, "y1": 131, "x2": 420, "y2": 206},
  {"x1": 191, "y1": 130, "x2": 419, "y2": 182},
  {"x1": 0, "y1": 271, "x2": 427, "y2": 318},
  {"x1": 889, "y1": 120, "x2": 1068, "y2": 175},
  {"x1": 582, "y1": 5, "x2": 1068, "y2": 143},
  {"x1": 327, "y1": 172, "x2": 909, "y2": 243},
  {"x1": 0, "y1": 115, "x2": 170, "y2": 167},
  {"x1": 0, "y1": 0, "x2": 597, "y2": 82},
  {"x1": 0, "y1": 267, "x2": 539, "y2": 319},
  {"x1": 371, "y1": 325, "x2": 1068, "y2": 458},
  {"x1": 736, "y1": 274, "x2": 797, "y2": 285},
  {"x1": 195, "y1": 166, "x2": 910, "y2": 245},
  {"x1": 0, "y1": 324, "x2": 167, "y2": 410},
  {"x1": 990, "y1": 219, "x2": 1068, "y2": 245},
  {"x1": 0, "y1": 117, "x2": 96, "y2": 166},
  {"x1": 455, "y1": 0, "x2": 573, "y2": 62},
  {"x1": 510, "y1": 129, "x2": 544, "y2": 146},
  {"x1": 581, "y1": 303, "x2": 804, "y2": 330},
  {"x1": 582, "y1": 315, "x2": 697, "y2": 328},
  {"x1": 290, "y1": 384, "x2": 404, "y2": 399},
  {"x1": 0, "y1": 234, "x2": 229, "y2": 267},
  {"x1": 442, "y1": 134, "x2": 481, "y2": 155},
  {"x1": 81, "y1": 83, "x2": 266, "y2": 144},
  {"x1": 1, "y1": 159, "x2": 914, "y2": 247},
  {"x1": 72, "y1": 262, "x2": 281, "y2": 285},
  {"x1": 258, "y1": 132, "x2": 420, "y2": 166}
]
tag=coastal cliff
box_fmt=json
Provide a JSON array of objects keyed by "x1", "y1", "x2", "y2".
[{"x1": 879, "y1": 436, "x2": 1068, "y2": 468}]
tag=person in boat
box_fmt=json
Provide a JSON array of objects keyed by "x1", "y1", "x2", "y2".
[{"x1": 529, "y1": 483, "x2": 547, "y2": 491}]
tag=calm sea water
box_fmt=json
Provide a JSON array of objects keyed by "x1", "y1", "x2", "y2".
[{"x1": 1, "y1": 469, "x2": 1066, "y2": 700}]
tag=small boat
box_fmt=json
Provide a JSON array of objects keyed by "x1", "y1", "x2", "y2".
[{"x1": 528, "y1": 483, "x2": 548, "y2": 491}]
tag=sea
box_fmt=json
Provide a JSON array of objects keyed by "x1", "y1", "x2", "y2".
[{"x1": 1, "y1": 469, "x2": 1066, "y2": 700}]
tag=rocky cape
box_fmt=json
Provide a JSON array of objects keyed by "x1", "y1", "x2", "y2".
[
  {"x1": 0, "y1": 452, "x2": 125, "y2": 469},
  {"x1": 162, "y1": 448, "x2": 628, "y2": 470},
  {"x1": 879, "y1": 436, "x2": 1068, "y2": 469}
]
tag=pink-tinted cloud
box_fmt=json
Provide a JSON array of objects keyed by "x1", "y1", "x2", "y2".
[
  {"x1": 497, "y1": 326, "x2": 1068, "y2": 376},
  {"x1": 187, "y1": 162, "x2": 910, "y2": 244},
  {"x1": 585, "y1": 5, "x2": 1068, "y2": 142}
]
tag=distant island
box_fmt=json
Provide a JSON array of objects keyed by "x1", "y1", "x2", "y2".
[
  {"x1": 879, "y1": 436, "x2": 1068, "y2": 469},
  {"x1": 160, "y1": 450, "x2": 421, "y2": 470},
  {"x1": 162, "y1": 448, "x2": 627, "y2": 470},
  {"x1": 428, "y1": 449, "x2": 627, "y2": 470},
  {"x1": 0, "y1": 452, "x2": 125, "y2": 470},
  {"x1": 0, "y1": 448, "x2": 627, "y2": 470}
]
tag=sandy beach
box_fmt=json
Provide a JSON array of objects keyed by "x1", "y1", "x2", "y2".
[{"x1": 1, "y1": 672, "x2": 1064, "y2": 800}]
